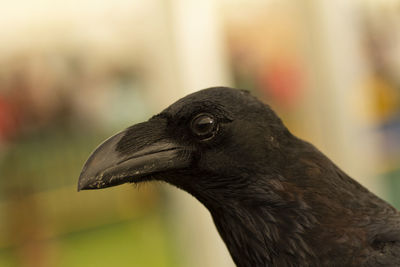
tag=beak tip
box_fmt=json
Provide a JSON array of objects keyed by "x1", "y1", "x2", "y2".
[
  {"x1": 78, "y1": 171, "x2": 111, "y2": 191},
  {"x1": 77, "y1": 171, "x2": 92, "y2": 191},
  {"x1": 77, "y1": 181, "x2": 85, "y2": 191},
  {"x1": 77, "y1": 180, "x2": 93, "y2": 191},
  {"x1": 77, "y1": 180, "x2": 85, "y2": 192}
]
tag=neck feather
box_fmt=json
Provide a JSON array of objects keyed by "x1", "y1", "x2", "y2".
[{"x1": 193, "y1": 177, "x2": 319, "y2": 267}]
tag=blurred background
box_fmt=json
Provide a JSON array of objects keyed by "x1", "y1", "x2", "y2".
[{"x1": 1, "y1": 0, "x2": 400, "y2": 266}]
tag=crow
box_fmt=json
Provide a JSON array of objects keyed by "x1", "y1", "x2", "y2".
[{"x1": 78, "y1": 87, "x2": 400, "y2": 267}]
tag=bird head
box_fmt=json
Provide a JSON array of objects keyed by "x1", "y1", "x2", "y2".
[{"x1": 78, "y1": 87, "x2": 292, "y2": 203}]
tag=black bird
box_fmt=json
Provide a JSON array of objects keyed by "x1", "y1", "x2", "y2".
[{"x1": 78, "y1": 87, "x2": 400, "y2": 267}]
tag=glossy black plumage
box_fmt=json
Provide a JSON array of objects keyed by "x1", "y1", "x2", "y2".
[{"x1": 78, "y1": 87, "x2": 400, "y2": 267}]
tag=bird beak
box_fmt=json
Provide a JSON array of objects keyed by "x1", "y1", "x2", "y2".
[{"x1": 78, "y1": 119, "x2": 190, "y2": 191}]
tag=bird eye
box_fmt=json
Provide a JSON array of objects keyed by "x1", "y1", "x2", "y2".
[{"x1": 190, "y1": 113, "x2": 218, "y2": 140}]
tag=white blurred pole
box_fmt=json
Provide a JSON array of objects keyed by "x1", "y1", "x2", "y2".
[
  {"x1": 298, "y1": 0, "x2": 383, "y2": 195},
  {"x1": 171, "y1": 0, "x2": 231, "y2": 94},
  {"x1": 167, "y1": 0, "x2": 234, "y2": 267}
]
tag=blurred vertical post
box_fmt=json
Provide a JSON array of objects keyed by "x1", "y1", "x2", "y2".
[
  {"x1": 166, "y1": 0, "x2": 234, "y2": 266},
  {"x1": 298, "y1": 0, "x2": 383, "y2": 195}
]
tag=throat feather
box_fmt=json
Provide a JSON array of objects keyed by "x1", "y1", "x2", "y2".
[{"x1": 209, "y1": 199, "x2": 318, "y2": 267}]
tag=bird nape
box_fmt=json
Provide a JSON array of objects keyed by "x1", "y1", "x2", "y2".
[{"x1": 78, "y1": 87, "x2": 400, "y2": 267}]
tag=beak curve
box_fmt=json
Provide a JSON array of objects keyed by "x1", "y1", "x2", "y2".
[{"x1": 78, "y1": 121, "x2": 190, "y2": 191}]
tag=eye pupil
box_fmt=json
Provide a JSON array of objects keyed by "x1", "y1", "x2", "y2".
[
  {"x1": 191, "y1": 114, "x2": 217, "y2": 139},
  {"x1": 195, "y1": 117, "x2": 213, "y2": 133}
]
